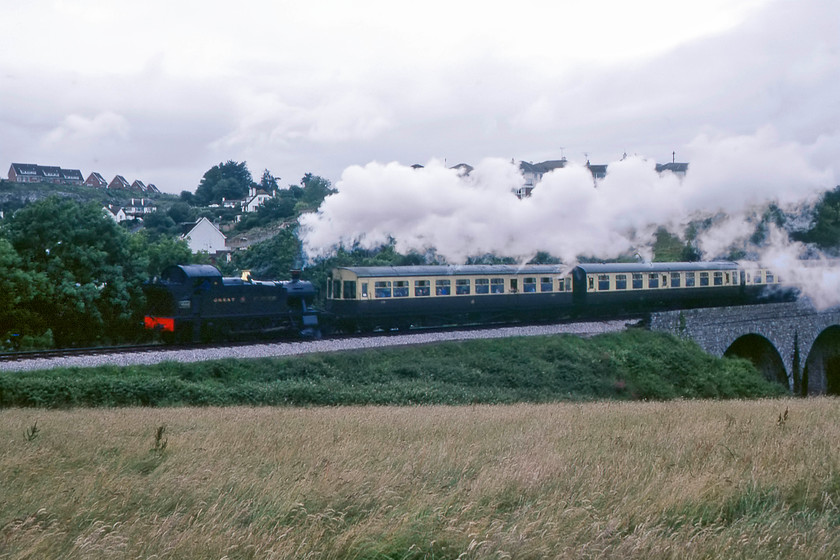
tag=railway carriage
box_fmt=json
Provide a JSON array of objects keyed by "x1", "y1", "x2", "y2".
[{"x1": 326, "y1": 265, "x2": 574, "y2": 331}]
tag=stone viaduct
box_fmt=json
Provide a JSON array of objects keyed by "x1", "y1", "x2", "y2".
[{"x1": 649, "y1": 300, "x2": 840, "y2": 395}]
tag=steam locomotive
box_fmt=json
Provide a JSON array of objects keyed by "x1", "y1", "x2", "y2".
[{"x1": 144, "y1": 261, "x2": 794, "y2": 342}]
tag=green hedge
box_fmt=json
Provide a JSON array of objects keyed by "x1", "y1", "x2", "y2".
[{"x1": 0, "y1": 330, "x2": 786, "y2": 408}]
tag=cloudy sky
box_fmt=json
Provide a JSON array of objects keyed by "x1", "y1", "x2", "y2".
[{"x1": 1, "y1": 0, "x2": 837, "y2": 195}]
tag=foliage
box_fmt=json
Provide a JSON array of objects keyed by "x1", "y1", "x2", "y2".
[
  {"x1": 0, "y1": 197, "x2": 149, "y2": 346},
  {"x1": 792, "y1": 185, "x2": 840, "y2": 250},
  {"x1": 193, "y1": 160, "x2": 255, "y2": 206},
  {"x1": 229, "y1": 228, "x2": 302, "y2": 279},
  {"x1": 0, "y1": 330, "x2": 784, "y2": 408}
]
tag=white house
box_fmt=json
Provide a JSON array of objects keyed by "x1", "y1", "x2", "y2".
[
  {"x1": 103, "y1": 204, "x2": 127, "y2": 223},
  {"x1": 181, "y1": 217, "x2": 228, "y2": 256},
  {"x1": 241, "y1": 187, "x2": 273, "y2": 212}
]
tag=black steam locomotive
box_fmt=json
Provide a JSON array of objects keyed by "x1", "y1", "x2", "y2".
[
  {"x1": 144, "y1": 264, "x2": 319, "y2": 343},
  {"x1": 144, "y1": 261, "x2": 793, "y2": 342}
]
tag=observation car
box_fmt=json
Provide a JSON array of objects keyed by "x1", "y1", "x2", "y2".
[{"x1": 144, "y1": 264, "x2": 319, "y2": 342}]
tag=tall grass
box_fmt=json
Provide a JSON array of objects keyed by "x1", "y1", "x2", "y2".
[{"x1": 2, "y1": 399, "x2": 839, "y2": 558}]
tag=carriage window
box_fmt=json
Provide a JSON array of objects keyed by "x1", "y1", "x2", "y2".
[
  {"x1": 394, "y1": 280, "x2": 409, "y2": 297},
  {"x1": 541, "y1": 277, "x2": 553, "y2": 292},
  {"x1": 700, "y1": 272, "x2": 710, "y2": 286},
  {"x1": 725, "y1": 273, "x2": 731, "y2": 285},
  {"x1": 615, "y1": 274, "x2": 627, "y2": 290},
  {"x1": 632, "y1": 273, "x2": 643, "y2": 289},
  {"x1": 670, "y1": 273, "x2": 681, "y2": 288},
  {"x1": 332, "y1": 280, "x2": 341, "y2": 299},
  {"x1": 436, "y1": 279, "x2": 451, "y2": 295},
  {"x1": 565, "y1": 278, "x2": 572, "y2": 291},
  {"x1": 414, "y1": 280, "x2": 430, "y2": 297},
  {"x1": 375, "y1": 281, "x2": 392, "y2": 298},
  {"x1": 766, "y1": 271, "x2": 775, "y2": 283},
  {"x1": 342, "y1": 281, "x2": 356, "y2": 299},
  {"x1": 685, "y1": 272, "x2": 695, "y2": 287},
  {"x1": 714, "y1": 272, "x2": 723, "y2": 286},
  {"x1": 490, "y1": 278, "x2": 505, "y2": 293},
  {"x1": 753, "y1": 271, "x2": 763, "y2": 284},
  {"x1": 588, "y1": 276, "x2": 595, "y2": 290},
  {"x1": 598, "y1": 275, "x2": 610, "y2": 291},
  {"x1": 523, "y1": 277, "x2": 537, "y2": 293},
  {"x1": 648, "y1": 273, "x2": 659, "y2": 289},
  {"x1": 456, "y1": 279, "x2": 471, "y2": 295},
  {"x1": 362, "y1": 283, "x2": 368, "y2": 298},
  {"x1": 475, "y1": 278, "x2": 489, "y2": 294}
]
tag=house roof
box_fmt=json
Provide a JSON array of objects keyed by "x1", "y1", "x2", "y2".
[
  {"x1": 109, "y1": 175, "x2": 131, "y2": 188},
  {"x1": 10, "y1": 163, "x2": 41, "y2": 176},
  {"x1": 655, "y1": 162, "x2": 689, "y2": 173}
]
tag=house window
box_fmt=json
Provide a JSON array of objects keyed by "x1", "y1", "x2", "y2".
[
  {"x1": 436, "y1": 279, "x2": 451, "y2": 295},
  {"x1": 540, "y1": 277, "x2": 553, "y2": 292},
  {"x1": 394, "y1": 280, "x2": 409, "y2": 297},
  {"x1": 456, "y1": 279, "x2": 470, "y2": 295},
  {"x1": 615, "y1": 274, "x2": 627, "y2": 290},
  {"x1": 523, "y1": 277, "x2": 537, "y2": 293},
  {"x1": 414, "y1": 280, "x2": 430, "y2": 297},
  {"x1": 490, "y1": 278, "x2": 505, "y2": 293},
  {"x1": 475, "y1": 278, "x2": 489, "y2": 294}
]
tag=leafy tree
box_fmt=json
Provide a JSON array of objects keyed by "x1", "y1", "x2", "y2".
[
  {"x1": 0, "y1": 238, "x2": 51, "y2": 346},
  {"x1": 194, "y1": 161, "x2": 255, "y2": 206},
  {"x1": 792, "y1": 186, "x2": 840, "y2": 250},
  {"x1": 128, "y1": 231, "x2": 194, "y2": 276},
  {"x1": 230, "y1": 228, "x2": 302, "y2": 279},
  {"x1": 259, "y1": 169, "x2": 279, "y2": 192},
  {"x1": 299, "y1": 173, "x2": 334, "y2": 208},
  {"x1": 2, "y1": 197, "x2": 147, "y2": 346}
]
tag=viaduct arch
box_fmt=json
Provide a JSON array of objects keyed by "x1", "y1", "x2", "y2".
[{"x1": 649, "y1": 301, "x2": 840, "y2": 395}]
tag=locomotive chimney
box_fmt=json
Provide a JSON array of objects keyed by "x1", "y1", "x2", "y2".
[{"x1": 290, "y1": 269, "x2": 301, "y2": 282}]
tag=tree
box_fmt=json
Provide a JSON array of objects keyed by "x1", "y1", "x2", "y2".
[
  {"x1": 259, "y1": 169, "x2": 279, "y2": 192},
  {"x1": 2, "y1": 197, "x2": 148, "y2": 346},
  {"x1": 792, "y1": 186, "x2": 840, "y2": 250},
  {"x1": 194, "y1": 161, "x2": 255, "y2": 206},
  {"x1": 230, "y1": 228, "x2": 302, "y2": 279},
  {"x1": 299, "y1": 173, "x2": 334, "y2": 208}
]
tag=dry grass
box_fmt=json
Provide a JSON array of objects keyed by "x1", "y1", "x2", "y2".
[{"x1": 2, "y1": 399, "x2": 839, "y2": 559}]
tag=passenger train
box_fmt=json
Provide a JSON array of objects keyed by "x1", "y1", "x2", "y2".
[{"x1": 143, "y1": 261, "x2": 794, "y2": 342}]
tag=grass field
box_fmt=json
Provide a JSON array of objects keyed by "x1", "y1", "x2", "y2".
[{"x1": 2, "y1": 398, "x2": 839, "y2": 559}]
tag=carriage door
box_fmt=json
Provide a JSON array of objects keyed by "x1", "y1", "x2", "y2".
[{"x1": 510, "y1": 279, "x2": 518, "y2": 293}]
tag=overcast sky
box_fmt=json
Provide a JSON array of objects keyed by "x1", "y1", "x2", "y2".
[{"x1": 1, "y1": 0, "x2": 837, "y2": 194}]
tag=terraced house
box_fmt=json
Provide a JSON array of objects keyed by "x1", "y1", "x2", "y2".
[{"x1": 7, "y1": 163, "x2": 84, "y2": 185}]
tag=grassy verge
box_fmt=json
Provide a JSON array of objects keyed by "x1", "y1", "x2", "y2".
[
  {"x1": 0, "y1": 330, "x2": 785, "y2": 408},
  {"x1": 2, "y1": 399, "x2": 838, "y2": 559}
]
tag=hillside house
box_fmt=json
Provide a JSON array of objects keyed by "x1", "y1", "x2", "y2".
[
  {"x1": 8, "y1": 163, "x2": 84, "y2": 185},
  {"x1": 241, "y1": 187, "x2": 274, "y2": 212},
  {"x1": 131, "y1": 180, "x2": 148, "y2": 192},
  {"x1": 85, "y1": 172, "x2": 108, "y2": 187},
  {"x1": 103, "y1": 204, "x2": 127, "y2": 223},
  {"x1": 181, "y1": 217, "x2": 228, "y2": 256},
  {"x1": 123, "y1": 198, "x2": 157, "y2": 219},
  {"x1": 108, "y1": 175, "x2": 131, "y2": 189}
]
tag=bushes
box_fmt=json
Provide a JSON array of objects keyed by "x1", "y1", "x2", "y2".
[{"x1": 0, "y1": 331, "x2": 786, "y2": 408}]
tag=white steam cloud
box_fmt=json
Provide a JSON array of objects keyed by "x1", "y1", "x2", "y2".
[{"x1": 300, "y1": 127, "x2": 838, "y2": 304}]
